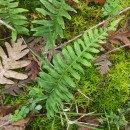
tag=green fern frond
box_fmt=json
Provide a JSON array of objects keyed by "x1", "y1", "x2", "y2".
[
  {"x1": 32, "y1": 0, "x2": 76, "y2": 50},
  {"x1": 0, "y1": 0, "x2": 29, "y2": 37},
  {"x1": 36, "y1": 19, "x2": 121, "y2": 117}
]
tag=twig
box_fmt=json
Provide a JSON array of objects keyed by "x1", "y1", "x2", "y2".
[
  {"x1": 21, "y1": 36, "x2": 55, "y2": 69},
  {"x1": 43, "y1": 6, "x2": 130, "y2": 55},
  {"x1": 95, "y1": 42, "x2": 130, "y2": 60},
  {"x1": 76, "y1": 121, "x2": 100, "y2": 127},
  {"x1": 0, "y1": 36, "x2": 11, "y2": 41},
  {"x1": 77, "y1": 89, "x2": 93, "y2": 101},
  {"x1": 0, "y1": 120, "x2": 11, "y2": 128},
  {"x1": 105, "y1": 42, "x2": 130, "y2": 55},
  {"x1": 63, "y1": 111, "x2": 98, "y2": 129},
  {"x1": 0, "y1": 19, "x2": 15, "y2": 31}
]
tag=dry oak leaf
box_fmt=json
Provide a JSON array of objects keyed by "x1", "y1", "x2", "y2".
[
  {"x1": 94, "y1": 55, "x2": 112, "y2": 75},
  {"x1": 102, "y1": 19, "x2": 130, "y2": 51},
  {"x1": 0, "y1": 38, "x2": 30, "y2": 84}
]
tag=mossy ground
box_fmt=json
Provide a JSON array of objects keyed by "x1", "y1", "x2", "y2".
[{"x1": 1, "y1": 0, "x2": 130, "y2": 129}]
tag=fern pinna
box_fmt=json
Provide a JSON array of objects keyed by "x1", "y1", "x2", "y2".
[
  {"x1": 32, "y1": 0, "x2": 76, "y2": 50},
  {"x1": 0, "y1": 0, "x2": 29, "y2": 39},
  {"x1": 36, "y1": 19, "x2": 121, "y2": 117}
]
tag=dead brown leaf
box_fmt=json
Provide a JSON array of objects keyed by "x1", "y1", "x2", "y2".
[
  {"x1": 0, "y1": 38, "x2": 30, "y2": 84},
  {"x1": 0, "y1": 114, "x2": 29, "y2": 130},
  {"x1": 26, "y1": 37, "x2": 45, "y2": 54},
  {"x1": 0, "y1": 105, "x2": 18, "y2": 117},
  {"x1": 26, "y1": 54, "x2": 40, "y2": 80},
  {"x1": 4, "y1": 79, "x2": 30, "y2": 96},
  {"x1": 78, "y1": 116, "x2": 100, "y2": 130},
  {"x1": 102, "y1": 19, "x2": 130, "y2": 51},
  {"x1": 94, "y1": 55, "x2": 112, "y2": 75}
]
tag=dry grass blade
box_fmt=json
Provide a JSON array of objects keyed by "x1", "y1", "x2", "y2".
[
  {"x1": 0, "y1": 38, "x2": 30, "y2": 84},
  {"x1": 94, "y1": 55, "x2": 112, "y2": 75}
]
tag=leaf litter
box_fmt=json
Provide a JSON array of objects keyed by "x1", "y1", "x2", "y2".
[
  {"x1": 0, "y1": 38, "x2": 30, "y2": 84},
  {"x1": 0, "y1": 106, "x2": 30, "y2": 130}
]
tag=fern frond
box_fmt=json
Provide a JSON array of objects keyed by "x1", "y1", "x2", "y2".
[
  {"x1": 36, "y1": 19, "x2": 121, "y2": 117},
  {"x1": 32, "y1": 0, "x2": 76, "y2": 50},
  {"x1": 0, "y1": 0, "x2": 29, "y2": 36}
]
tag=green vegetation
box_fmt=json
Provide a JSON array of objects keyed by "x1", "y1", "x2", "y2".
[{"x1": 0, "y1": 0, "x2": 130, "y2": 129}]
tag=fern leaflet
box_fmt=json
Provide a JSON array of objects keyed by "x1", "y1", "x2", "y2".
[{"x1": 0, "y1": 0, "x2": 29, "y2": 39}]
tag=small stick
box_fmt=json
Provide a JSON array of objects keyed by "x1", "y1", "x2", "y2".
[
  {"x1": 0, "y1": 19, "x2": 15, "y2": 31},
  {"x1": 95, "y1": 42, "x2": 130, "y2": 60},
  {"x1": 0, "y1": 120, "x2": 11, "y2": 128},
  {"x1": 105, "y1": 42, "x2": 130, "y2": 55},
  {"x1": 77, "y1": 89, "x2": 93, "y2": 101}
]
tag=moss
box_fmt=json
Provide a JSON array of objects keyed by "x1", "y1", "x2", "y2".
[
  {"x1": 26, "y1": 116, "x2": 78, "y2": 130},
  {"x1": 76, "y1": 50, "x2": 130, "y2": 113},
  {"x1": 64, "y1": 1, "x2": 105, "y2": 40}
]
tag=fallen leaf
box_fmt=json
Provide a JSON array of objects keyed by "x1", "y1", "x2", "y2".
[
  {"x1": 94, "y1": 55, "x2": 112, "y2": 75},
  {"x1": 12, "y1": 118, "x2": 30, "y2": 127},
  {"x1": 26, "y1": 54, "x2": 40, "y2": 80},
  {"x1": 4, "y1": 79, "x2": 30, "y2": 96},
  {"x1": 0, "y1": 38, "x2": 30, "y2": 84},
  {"x1": 78, "y1": 116, "x2": 100, "y2": 130},
  {"x1": 26, "y1": 37, "x2": 45, "y2": 54},
  {"x1": 0, "y1": 105, "x2": 18, "y2": 117},
  {"x1": 0, "y1": 114, "x2": 29, "y2": 130},
  {"x1": 0, "y1": 114, "x2": 11, "y2": 129},
  {"x1": 102, "y1": 19, "x2": 130, "y2": 51}
]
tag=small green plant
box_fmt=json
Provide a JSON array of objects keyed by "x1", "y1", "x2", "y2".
[
  {"x1": 12, "y1": 106, "x2": 30, "y2": 122},
  {"x1": 105, "y1": 111, "x2": 127, "y2": 130},
  {"x1": 100, "y1": 103, "x2": 130, "y2": 130},
  {"x1": 12, "y1": 103, "x2": 42, "y2": 122},
  {"x1": 102, "y1": 0, "x2": 122, "y2": 16}
]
